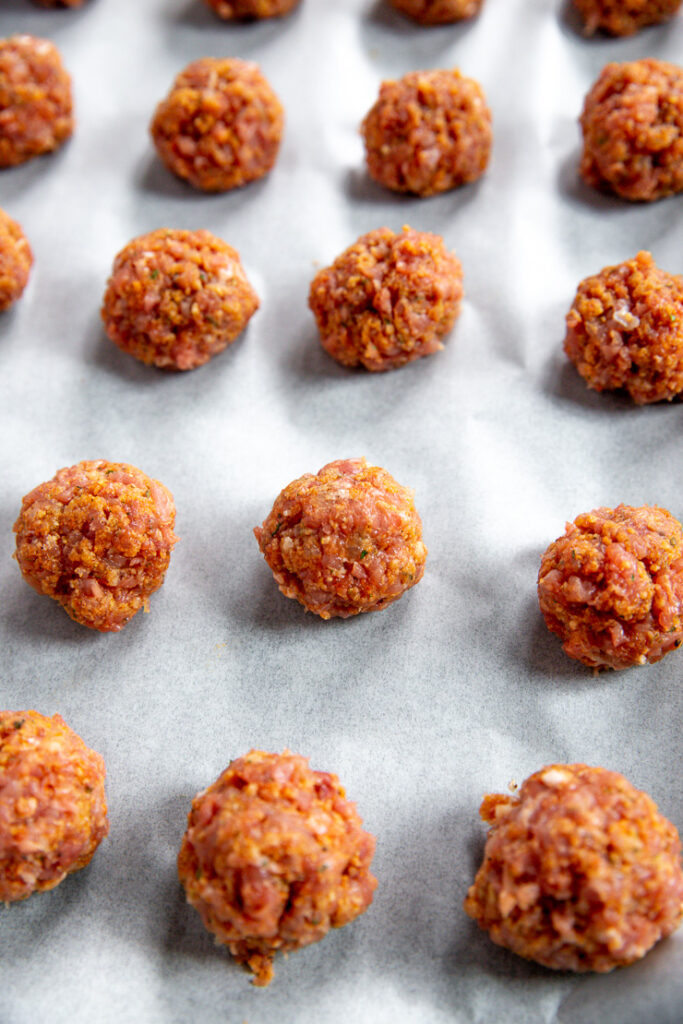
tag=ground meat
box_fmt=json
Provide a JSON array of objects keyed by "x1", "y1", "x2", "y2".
[
  {"x1": 150, "y1": 57, "x2": 283, "y2": 193},
  {"x1": 388, "y1": 0, "x2": 484, "y2": 23},
  {"x1": 203, "y1": 0, "x2": 301, "y2": 17},
  {"x1": 361, "y1": 68, "x2": 491, "y2": 197},
  {"x1": 309, "y1": 226, "x2": 463, "y2": 372},
  {"x1": 573, "y1": 0, "x2": 681, "y2": 35},
  {"x1": 564, "y1": 251, "x2": 683, "y2": 404},
  {"x1": 0, "y1": 710, "x2": 108, "y2": 903},
  {"x1": 464, "y1": 764, "x2": 683, "y2": 972},
  {"x1": 14, "y1": 460, "x2": 178, "y2": 632},
  {"x1": 30, "y1": 1, "x2": 87, "y2": 7},
  {"x1": 0, "y1": 35, "x2": 73, "y2": 168},
  {"x1": 254, "y1": 458, "x2": 427, "y2": 619},
  {"x1": 0, "y1": 207, "x2": 32, "y2": 312},
  {"x1": 537, "y1": 504, "x2": 683, "y2": 670},
  {"x1": 580, "y1": 59, "x2": 683, "y2": 201},
  {"x1": 178, "y1": 749, "x2": 377, "y2": 987},
  {"x1": 101, "y1": 229, "x2": 259, "y2": 371}
]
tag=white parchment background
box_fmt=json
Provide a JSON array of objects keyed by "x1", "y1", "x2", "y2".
[{"x1": 1, "y1": 0, "x2": 683, "y2": 1021}]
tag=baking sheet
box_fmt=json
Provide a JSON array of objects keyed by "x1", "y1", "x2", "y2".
[{"x1": 2, "y1": 0, "x2": 683, "y2": 1021}]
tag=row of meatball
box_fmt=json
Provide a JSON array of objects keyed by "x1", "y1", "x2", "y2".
[
  {"x1": 3, "y1": 31, "x2": 683, "y2": 204},
  {"x1": 4, "y1": 201, "x2": 683, "y2": 400},
  {"x1": 10, "y1": 456, "x2": 683, "y2": 672},
  {"x1": 19, "y1": 0, "x2": 683, "y2": 37},
  {"x1": 3, "y1": 711, "x2": 682, "y2": 986}
]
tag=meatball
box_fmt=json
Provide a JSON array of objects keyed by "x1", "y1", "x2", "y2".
[
  {"x1": 178, "y1": 749, "x2": 377, "y2": 987},
  {"x1": 0, "y1": 207, "x2": 32, "y2": 312},
  {"x1": 309, "y1": 227, "x2": 463, "y2": 372},
  {"x1": 573, "y1": 0, "x2": 681, "y2": 35},
  {"x1": 203, "y1": 0, "x2": 301, "y2": 17},
  {"x1": 464, "y1": 764, "x2": 683, "y2": 971},
  {"x1": 101, "y1": 229, "x2": 259, "y2": 371},
  {"x1": 0, "y1": 710, "x2": 108, "y2": 903},
  {"x1": 389, "y1": 0, "x2": 484, "y2": 24},
  {"x1": 150, "y1": 57, "x2": 283, "y2": 192},
  {"x1": 580, "y1": 59, "x2": 683, "y2": 202},
  {"x1": 361, "y1": 68, "x2": 491, "y2": 197},
  {"x1": 537, "y1": 504, "x2": 683, "y2": 670},
  {"x1": 254, "y1": 457, "x2": 427, "y2": 619},
  {"x1": 0, "y1": 35, "x2": 73, "y2": 169},
  {"x1": 14, "y1": 460, "x2": 178, "y2": 632},
  {"x1": 564, "y1": 251, "x2": 683, "y2": 404}
]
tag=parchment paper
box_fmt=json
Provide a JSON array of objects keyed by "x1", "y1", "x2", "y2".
[{"x1": 1, "y1": 0, "x2": 683, "y2": 1021}]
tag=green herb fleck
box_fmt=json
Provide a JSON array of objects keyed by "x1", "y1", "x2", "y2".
[
  {"x1": 671, "y1": 537, "x2": 677, "y2": 547},
  {"x1": 199, "y1": 272, "x2": 207, "y2": 283},
  {"x1": 360, "y1": 550, "x2": 367, "y2": 559},
  {"x1": 13, "y1": 719, "x2": 24, "y2": 730},
  {"x1": 271, "y1": 520, "x2": 283, "y2": 537},
  {"x1": 206, "y1": 316, "x2": 218, "y2": 328},
  {"x1": 195, "y1": 867, "x2": 202, "y2": 880},
  {"x1": 144, "y1": 488, "x2": 151, "y2": 498},
  {"x1": 150, "y1": 268, "x2": 159, "y2": 280}
]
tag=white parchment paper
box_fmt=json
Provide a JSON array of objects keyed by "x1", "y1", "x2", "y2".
[{"x1": 2, "y1": 0, "x2": 683, "y2": 1021}]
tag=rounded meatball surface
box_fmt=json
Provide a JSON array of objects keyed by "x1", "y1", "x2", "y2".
[
  {"x1": 178, "y1": 749, "x2": 377, "y2": 987},
  {"x1": 0, "y1": 710, "x2": 108, "y2": 903},
  {"x1": 389, "y1": 0, "x2": 483, "y2": 23},
  {"x1": 254, "y1": 458, "x2": 427, "y2": 619},
  {"x1": 361, "y1": 68, "x2": 491, "y2": 197},
  {"x1": 565, "y1": 251, "x2": 683, "y2": 404},
  {"x1": 537, "y1": 504, "x2": 683, "y2": 670},
  {"x1": 0, "y1": 35, "x2": 73, "y2": 168},
  {"x1": 309, "y1": 226, "x2": 463, "y2": 372},
  {"x1": 0, "y1": 207, "x2": 32, "y2": 312},
  {"x1": 101, "y1": 228, "x2": 259, "y2": 371},
  {"x1": 573, "y1": 0, "x2": 681, "y2": 35},
  {"x1": 464, "y1": 764, "x2": 683, "y2": 971},
  {"x1": 150, "y1": 57, "x2": 283, "y2": 192},
  {"x1": 14, "y1": 460, "x2": 178, "y2": 632},
  {"x1": 204, "y1": 0, "x2": 300, "y2": 17},
  {"x1": 580, "y1": 59, "x2": 683, "y2": 201}
]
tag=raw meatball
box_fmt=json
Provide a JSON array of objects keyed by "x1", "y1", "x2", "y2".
[
  {"x1": 150, "y1": 57, "x2": 283, "y2": 192},
  {"x1": 537, "y1": 504, "x2": 683, "y2": 670},
  {"x1": 14, "y1": 460, "x2": 178, "y2": 632},
  {"x1": 204, "y1": 0, "x2": 300, "y2": 17},
  {"x1": 389, "y1": 0, "x2": 483, "y2": 23},
  {"x1": 464, "y1": 764, "x2": 683, "y2": 971},
  {"x1": 0, "y1": 35, "x2": 73, "y2": 168},
  {"x1": 178, "y1": 749, "x2": 377, "y2": 987},
  {"x1": 580, "y1": 59, "x2": 683, "y2": 201},
  {"x1": 361, "y1": 68, "x2": 491, "y2": 197},
  {"x1": 0, "y1": 207, "x2": 32, "y2": 312},
  {"x1": 254, "y1": 457, "x2": 427, "y2": 619},
  {"x1": 0, "y1": 710, "x2": 108, "y2": 903},
  {"x1": 101, "y1": 229, "x2": 259, "y2": 371},
  {"x1": 573, "y1": 0, "x2": 681, "y2": 35},
  {"x1": 565, "y1": 251, "x2": 683, "y2": 404},
  {"x1": 309, "y1": 226, "x2": 463, "y2": 372}
]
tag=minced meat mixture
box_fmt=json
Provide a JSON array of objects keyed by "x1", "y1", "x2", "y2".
[
  {"x1": 580, "y1": 59, "x2": 683, "y2": 201},
  {"x1": 537, "y1": 504, "x2": 683, "y2": 670},
  {"x1": 309, "y1": 226, "x2": 463, "y2": 371},
  {"x1": 564, "y1": 251, "x2": 683, "y2": 404},
  {"x1": 178, "y1": 749, "x2": 377, "y2": 986},
  {"x1": 465, "y1": 764, "x2": 683, "y2": 971},
  {"x1": 389, "y1": 0, "x2": 484, "y2": 23},
  {"x1": 361, "y1": 68, "x2": 492, "y2": 196},
  {"x1": 573, "y1": 0, "x2": 681, "y2": 35},
  {"x1": 0, "y1": 207, "x2": 32, "y2": 312},
  {"x1": 204, "y1": 0, "x2": 301, "y2": 17},
  {"x1": 254, "y1": 457, "x2": 427, "y2": 619},
  {"x1": 101, "y1": 228, "x2": 259, "y2": 371},
  {"x1": 14, "y1": 460, "x2": 178, "y2": 632},
  {"x1": 150, "y1": 57, "x2": 283, "y2": 192},
  {"x1": 0, "y1": 35, "x2": 73, "y2": 168},
  {"x1": 0, "y1": 710, "x2": 108, "y2": 902}
]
